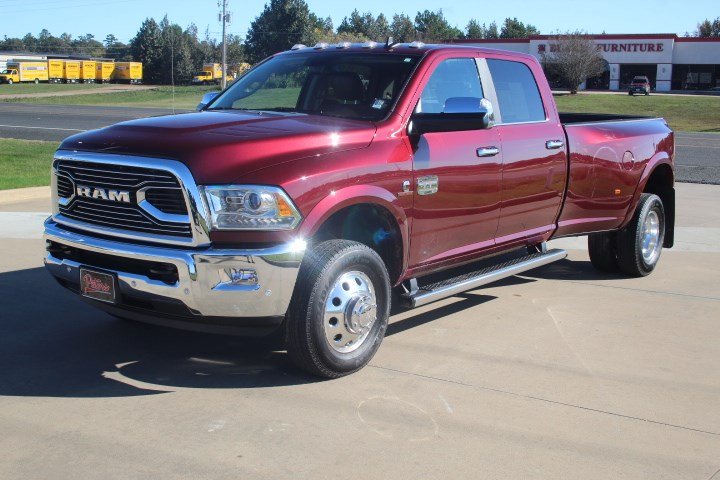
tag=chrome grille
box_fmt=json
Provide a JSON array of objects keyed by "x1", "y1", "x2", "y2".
[
  {"x1": 142, "y1": 188, "x2": 187, "y2": 215},
  {"x1": 55, "y1": 159, "x2": 192, "y2": 239},
  {"x1": 57, "y1": 175, "x2": 74, "y2": 198}
]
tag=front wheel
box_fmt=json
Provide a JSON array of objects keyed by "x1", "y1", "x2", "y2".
[
  {"x1": 616, "y1": 193, "x2": 665, "y2": 277},
  {"x1": 285, "y1": 240, "x2": 390, "y2": 378},
  {"x1": 7, "y1": 79, "x2": 12, "y2": 85}
]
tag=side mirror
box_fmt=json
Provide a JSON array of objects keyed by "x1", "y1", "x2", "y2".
[
  {"x1": 409, "y1": 97, "x2": 495, "y2": 135},
  {"x1": 197, "y1": 91, "x2": 220, "y2": 111}
]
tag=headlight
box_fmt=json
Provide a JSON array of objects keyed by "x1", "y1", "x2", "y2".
[{"x1": 201, "y1": 185, "x2": 302, "y2": 231}]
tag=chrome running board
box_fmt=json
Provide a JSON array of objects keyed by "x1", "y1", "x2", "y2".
[{"x1": 401, "y1": 249, "x2": 567, "y2": 308}]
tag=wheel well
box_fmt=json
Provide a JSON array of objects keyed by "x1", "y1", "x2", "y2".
[
  {"x1": 312, "y1": 204, "x2": 403, "y2": 283},
  {"x1": 643, "y1": 163, "x2": 675, "y2": 248}
]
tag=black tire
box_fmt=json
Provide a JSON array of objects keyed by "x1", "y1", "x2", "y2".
[
  {"x1": 588, "y1": 231, "x2": 619, "y2": 272},
  {"x1": 628, "y1": 91, "x2": 633, "y2": 96},
  {"x1": 616, "y1": 193, "x2": 665, "y2": 277},
  {"x1": 285, "y1": 240, "x2": 391, "y2": 378}
]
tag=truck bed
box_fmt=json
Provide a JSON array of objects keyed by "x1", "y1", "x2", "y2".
[{"x1": 554, "y1": 114, "x2": 673, "y2": 238}]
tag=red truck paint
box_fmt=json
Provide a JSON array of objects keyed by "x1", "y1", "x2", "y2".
[{"x1": 60, "y1": 45, "x2": 673, "y2": 284}]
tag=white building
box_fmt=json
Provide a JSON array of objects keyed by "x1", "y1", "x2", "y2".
[{"x1": 455, "y1": 34, "x2": 720, "y2": 91}]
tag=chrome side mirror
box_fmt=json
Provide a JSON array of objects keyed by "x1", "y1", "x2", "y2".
[
  {"x1": 197, "y1": 91, "x2": 220, "y2": 111},
  {"x1": 441, "y1": 97, "x2": 495, "y2": 129}
]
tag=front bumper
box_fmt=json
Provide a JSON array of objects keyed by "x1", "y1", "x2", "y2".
[{"x1": 43, "y1": 219, "x2": 305, "y2": 333}]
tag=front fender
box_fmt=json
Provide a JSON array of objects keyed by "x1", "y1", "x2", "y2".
[{"x1": 297, "y1": 184, "x2": 410, "y2": 274}]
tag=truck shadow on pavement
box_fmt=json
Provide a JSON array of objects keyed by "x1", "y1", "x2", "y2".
[{"x1": 0, "y1": 267, "x2": 518, "y2": 397}]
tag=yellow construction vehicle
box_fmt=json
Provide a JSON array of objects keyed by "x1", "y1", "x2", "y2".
[{"x1": 0, "y1": 61, "x2": 49, "y2": 84}]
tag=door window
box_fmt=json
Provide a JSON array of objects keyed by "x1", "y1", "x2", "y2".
[
  {"x1": 486, "y1": 59, "x2": 546, "y2": 124},
  {"x1": 417, "y1": 58, "x2": 484, "y2": 113}
]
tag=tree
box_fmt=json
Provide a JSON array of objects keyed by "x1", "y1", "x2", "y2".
[
  {"x1": 244, "y1": 0, "x2": 320, "y2": 63},
  {"x1": 465, "y1": 19, "x2": 485, "y2": 39},
  {"x1": 485, "y1": 21, "x2": 499, "y2": 39},
  {"x1": 390, "y1": 14, "x2": 416, "y2": 42},
  {"x1": 337, "y1": 10, "x2": 390, "y2": 40},
  {"x1": 130, "y1": 18, "x2": 164, "y2": 83},
  {"x1": 414, "y1": 9, "x2": 462, "y2": 42},
  {"x1": 500, "y1": 17, "x2": 539, "y2": 38},
  {"x1": 696, "y1": 17, "x2": 720, "y2": 37},
  {"x1": 540, "y1": 32, "x2": 606, "y2": 94}
]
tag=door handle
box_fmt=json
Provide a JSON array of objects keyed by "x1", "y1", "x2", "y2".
[
  {"x1": 545, "y1": 140, "x2": 565, "y2": 150},
  {"x1": 476, "y1": 146, "x2": 500, "y2": 157}
]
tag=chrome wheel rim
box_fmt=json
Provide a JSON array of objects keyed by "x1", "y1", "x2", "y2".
[
  {"x1": 641, "y1": 210, "x2": 662, "y2": 264},
  {"x1": 323, "y1": 271, "x2": 377, "y2": 354}
]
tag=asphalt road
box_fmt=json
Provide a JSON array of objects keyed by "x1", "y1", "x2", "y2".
[
  {"x1": 0, "y1": 103, "x2": 718, "y2": 184},
  {"x1": 1, "y1": 182, "x2": 719, "y2": 479}
]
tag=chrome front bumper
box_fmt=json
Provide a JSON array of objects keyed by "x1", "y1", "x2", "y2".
[{"x1": 43, "y1": 219, "x2": 305, "y2": 324}]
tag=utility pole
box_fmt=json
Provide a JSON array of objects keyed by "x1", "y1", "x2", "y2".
[{"x1": 219, "y1": 0, "x2": 230, "y2": 90}]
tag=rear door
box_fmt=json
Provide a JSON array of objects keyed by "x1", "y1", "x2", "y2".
[
  {"x1": 486, "y1": 58, "x2": 567, "y2": 245},
  {"x1": 408, "y1": 56, "x2": 502, "y2": 267}
]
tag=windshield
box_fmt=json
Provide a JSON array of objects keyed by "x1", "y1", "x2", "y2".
[
  {"x1": 633, "y1": 77, "x2": 647, "y2": 82},
  {"x1": 196, "y1": 72, "x2": 209, "y2": 76},
  {"x1": 208, "y1": 52, "x2": 420, "y2": 121},
  {"x1": 1, "y1": 69, "x2": 13, "y2": 75}
]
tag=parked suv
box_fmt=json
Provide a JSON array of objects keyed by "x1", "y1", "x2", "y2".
[{"x1": 629, "y1": 76, "x2": 651, "y2": 95}]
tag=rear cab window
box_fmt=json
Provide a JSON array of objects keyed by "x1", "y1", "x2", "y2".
[{"x1": 486, "y1": 59, "x2": 546, "y2": 124}]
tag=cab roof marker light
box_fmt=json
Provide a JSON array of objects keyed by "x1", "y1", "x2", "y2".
[
  {"x1": 313, "y1": 42, "x2": 329, "y2": 50},
  {"x1": 336, "y1": 42, "x2": 351, "y2": 49},
  {"x1": 361, "y1": 41, "x2": 378, "y2": 49},
  {"x1": 290, "y1": 44, "x2": 306, "y2": 50},
  {"x1": 408, "y1": 41, "x2": 425, "y2": 49}
]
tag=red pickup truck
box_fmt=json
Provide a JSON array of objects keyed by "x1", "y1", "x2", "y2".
[{"x1": 44, "y1": 42, "x2": 675, "y2": 378}]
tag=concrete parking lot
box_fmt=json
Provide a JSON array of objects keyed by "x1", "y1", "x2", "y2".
[{"x1": 1, "y1": 182, "x2": 718, "y2": 479}]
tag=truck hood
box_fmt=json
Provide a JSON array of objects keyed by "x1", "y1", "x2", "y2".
[{"x1": 59, "y1": 111, "x2": 377, "y2": 184}]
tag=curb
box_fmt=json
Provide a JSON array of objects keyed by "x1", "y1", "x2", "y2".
[{"x1": 0, "y1": 186, "x2": 50, "y2": 204}]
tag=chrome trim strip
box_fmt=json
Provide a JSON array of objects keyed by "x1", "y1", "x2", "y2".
[
  {"x1": 53, "y1": 150, "x2": 211, "y2": 247},
  {"x1": 136, "y1": 186, "x2": 190, "y2": 224}
]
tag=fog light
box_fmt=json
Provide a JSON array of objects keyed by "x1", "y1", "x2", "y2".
[{"x1": 224, "y1": 268, "x2": 258, "y2": 286}]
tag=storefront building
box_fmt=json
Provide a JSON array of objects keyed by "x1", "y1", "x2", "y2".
[{"x1": 455, "y1": 34, "x2": 720, "y2": 91}]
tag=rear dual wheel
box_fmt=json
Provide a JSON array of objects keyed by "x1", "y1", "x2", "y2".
[
  {"x1": 285, "y1": 240, "x2": 390, "y2": 378},
  {"x1": 588, "y1": 193, "x2": 665, "y2": 277}
]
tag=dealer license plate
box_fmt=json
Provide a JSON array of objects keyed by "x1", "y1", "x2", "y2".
[{"x1": 80, "y1": 268, "x2": 117, "y2": 304}]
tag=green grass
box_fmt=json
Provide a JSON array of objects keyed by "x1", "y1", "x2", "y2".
[
  {"x1": 0, "y1": 139, "x2": 56, "y2": 190},
  {"x1": 554, "y1": 93, "x2": 720, "y2": 132},
  {"x1": 0, "y1": 83, "x2": 107, "y2": 95},
  {"x1": 2, "y1": 85, "x2": 219, "y2": 109}
]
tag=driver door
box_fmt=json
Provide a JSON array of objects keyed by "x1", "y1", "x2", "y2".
[{"x1": 408, "y1": 57, "x2": 502, "y2": 268}]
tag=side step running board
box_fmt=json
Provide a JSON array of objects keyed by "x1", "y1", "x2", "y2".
[{"x1": 401, "y1": 249, "x2": 567, "y2": 308}]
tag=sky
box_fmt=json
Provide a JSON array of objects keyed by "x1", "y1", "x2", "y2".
[{"x1": 0, "y1": 0, "x2": 716, "y2": 44}]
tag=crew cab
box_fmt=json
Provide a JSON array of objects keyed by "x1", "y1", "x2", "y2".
[
  {"x1": 629, "y1": 75, "x2": 652, "y2": 95},
  {"x1": 44, "y1": 43, "x2": 675, "y2": 378}
]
